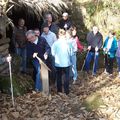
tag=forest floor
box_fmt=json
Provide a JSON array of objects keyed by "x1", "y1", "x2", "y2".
[{"x1": 0, "y1": 68, "x2": 120, "y2": 120}]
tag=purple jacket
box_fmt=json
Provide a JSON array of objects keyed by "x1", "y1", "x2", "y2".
[{"x1": 116, "y1": 40, "x2": 120, "y2": 57}]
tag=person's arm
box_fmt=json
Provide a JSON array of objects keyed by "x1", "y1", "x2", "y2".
[
  {"x1": 76, "y1": 36, "x2": 84, "y2": 52},
  {"x1": 98, "y1": 33, "x2": 103, "y2": 49},
  {"x1": 53, "y1": 34, "x2": 57, "y2": 43},
  {"x1": 51, "y1": 42, "x2": 56, "y2": 57}
]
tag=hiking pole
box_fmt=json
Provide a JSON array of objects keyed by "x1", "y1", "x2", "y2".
[
  {"x1": 104, "y1": 49, "x2": 108, "y2": 73},
  {"x1": 81, "y1": 50, "x2": 89, "y2": 72},
  {"x1": 8, "y1": 54, "x2": 15, "y2": 107},
  {"x1": 92, "y1": 51, "x2": 97, "y2": 75}
]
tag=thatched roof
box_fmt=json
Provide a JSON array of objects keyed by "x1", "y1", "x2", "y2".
[{"x1": 0, "y1": 0, "x2": 67, "y2": 19}]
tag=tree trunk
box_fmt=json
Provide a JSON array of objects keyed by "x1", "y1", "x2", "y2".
[{"x1": 0, "y1": 15, "x2": 9, "y2": 75}]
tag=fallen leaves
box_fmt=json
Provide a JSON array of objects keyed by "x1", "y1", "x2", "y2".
[{"x1": 0, "y1": 68, "x2": 120, "y2": 120}]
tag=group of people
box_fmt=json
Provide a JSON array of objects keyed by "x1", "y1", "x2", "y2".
[
  {"x1": 84, "y1": 26, "x2": 118, "y2": 78},
  {"x1": 11, "y1": 12, "x2": 120, "y2": 95}
]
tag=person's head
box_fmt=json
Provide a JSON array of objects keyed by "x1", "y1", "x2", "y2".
[
  {"x1": 62, "y1": 12, "x2": 69, "y2": 21},
  {"x1": 42, "y1": 22, "x2": 49, "y2": 34},
  {"x1": 18, "y1": 18, "x2": 25, "y2": 27},
  {"x1": 26, "y1": 30, "x2": 37, "y2": 43},
  {"x1": 92, "y1": 26, "x2": 99, "y2": 35},
  {"x1": 34, "y1": 28, "x2": 40, "y2": 37},
  {"x1": 66, "y1": 29, "x2": 73, "y2": 39},
  {"x1": 108, "y1": 30, "x2": 115, "y2": 38},
  {"x1": 45, "y1": 13, "x2": 53, "y2": 23},
  {"x1": 70, "y1": 26, "x2": 77, "y2": 37},
  {"x1": 58, "y1": 29, "x2": 66, "y2": 38}
]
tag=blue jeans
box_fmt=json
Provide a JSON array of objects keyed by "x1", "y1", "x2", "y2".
[
  {"x1": 84, "y1": 52, "x2": 99, "y2": 74},
  {"x1": 16, "y1": 47, "x2": 27, "y2": 72},
  {"x1": 116, "y1": 57, "x2": 120, "y2": 72},
  {"x1": 56, "y1": 66, "x2": 70, "y2": 95},
  {"x1": 71, "y1": 53, "x2": 77, "y2": 80},
  {"x1": 32, "y1": 59, "x2": 42, "y2": 91}
]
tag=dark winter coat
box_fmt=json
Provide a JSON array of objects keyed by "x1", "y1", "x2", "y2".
[
  {"x1": 58, "y1": 19, "x2": 72, "y2": 30},
  {"x1": 27, "y1": 36, "x2": 51, "y2": 61},
  {"x1": 87, "y1": 31, "x2": 103, "y2": 52}
]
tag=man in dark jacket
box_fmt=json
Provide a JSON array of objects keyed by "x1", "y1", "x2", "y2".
[
  {"x1": 58, "y1": 12, "x2": 72, "y2": 30},
  {"x1": 26, "y1": 30, "x2": 50, "y2": 92},
  {"x1": 84, "y1": 26, "x2": 103, "y2": 76},
  {"x1": 44, "y1": 13, "x2": 58, "y2": 35},
  {"x1": 13, "y1": 18, "x2": 27, "y2": 74}
]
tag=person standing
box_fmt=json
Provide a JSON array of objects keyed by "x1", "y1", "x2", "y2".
[
  {"x1": 52, "y1": 29, "x2": 71, "y2": 95},
  {"x1": 84, "y1": 26, "x2": 103, "y2": 76},
  {"x1": 13, "y1": 18, "x2": 27, "y2": 74},
  {"x1": 41, "y1": 23, "x2": 57, "y2": 47},
  {"x1": 66, "y1": 29, "x2": 78, "y2": 84},
  {"x1": 41, "y1": 23, "x2": 57, "y2": 83},
  {"x1": 44, "y1": 13, "x2": 58, "y2": 35},
  {"x1": 26, "y1": 30, "x2": 50, "y2": 92},
  {"x1": 103, "y1": 30, "x2": 117, "y2": 76},
  {"x1": 71, "y1": 26, "x2": 84, "y2": 52},
  {"x1": 58, "y1": 12, "x2": 72, "y2": 30}
]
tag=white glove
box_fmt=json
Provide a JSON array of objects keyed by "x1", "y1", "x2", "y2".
[
  {"x1": 6, "y1": 54, "x2": 12, "y2": 62},
  {"x1": 33, "y1": 53, "x2": 38, "y2": 58},
  {"x1": 88, "y1": 46, "x2": 91, "y2": 51},
  {"x1": 95, "y1": 46, "x2": 99, "y2": 52},
  {"x1": 44, "y1": 52, "x2": 48, "y2": 60},
  {"x1": 103, "y1": 48, "x2": 108, "y2": 54},
  {"x1": 64, "y1": 24, "x2": 68, "y2": 29}
]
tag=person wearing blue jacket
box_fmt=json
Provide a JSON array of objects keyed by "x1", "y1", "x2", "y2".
[
  {"x1": 26, "y1": 30, "x2": 50, "y2": 92},
  {"x1": 103, "y1": 30, "x2": 117, "y2": 75}
]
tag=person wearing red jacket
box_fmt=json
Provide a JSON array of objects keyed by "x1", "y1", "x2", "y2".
[{"x1": 71, "y1": 26, "x2": 84, "y2": 53}]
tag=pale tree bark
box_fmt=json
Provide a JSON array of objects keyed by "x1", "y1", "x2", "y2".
[{"x1": 0, "y1": 1, "x2": 10, "y2": 75}]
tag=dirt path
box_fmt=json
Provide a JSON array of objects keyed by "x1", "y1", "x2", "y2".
[{"x1": 0, "y1": 69, "x2": 120, "y2": 120}]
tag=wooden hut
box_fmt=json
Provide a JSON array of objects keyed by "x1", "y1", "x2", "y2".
[{"x1": 0, "y1": 0, "x2": 67, "y2": 75}]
